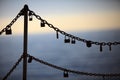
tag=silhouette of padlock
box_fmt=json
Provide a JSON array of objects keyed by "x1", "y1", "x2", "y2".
[
  {"x1": 71, "y1": 38, "x2": 76, "y2": 44},
  {"x1": 28, "y1": 56, "x2": 33, "y2": 63},
  {"x1": 6, "y1": 28, "x2": 12, "y2": 35},
  {"x1": 29, "y1": 11, "x2": 33, "y2": 21},
  {"x1": 41, "y1": 21, "x2": 45, "y2": 27},
  {"x1": 29, "y1": 16, "x2": 33, "y2": 21},
  {"x1": 108, "y1": 43, "x2": 112, "y2": 51},
  {"x1": 63, "y1": 71, "x2": 69, "y2": 78},
  {"x1": 64, "y1": 36, "x2": 70, "y2": 43},
  {"x1": 100, "y1": 43, "x2": 103, "y2": 52},
  {"x1": 56, "y1": 30, "x2": 59, "y2": 39},
  {"x1": 86, "y1": 41, "x2": 92, "y2": 47}
]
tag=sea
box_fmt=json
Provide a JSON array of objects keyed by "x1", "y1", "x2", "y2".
[{"x1": 0, "y1": 30, "x2": 120, "y2": 80}]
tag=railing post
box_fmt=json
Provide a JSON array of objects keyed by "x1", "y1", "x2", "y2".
[{"x1": 23, "y1": 4, "x2": 28, "y2": 80}]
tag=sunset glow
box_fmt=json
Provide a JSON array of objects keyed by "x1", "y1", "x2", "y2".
[{"x1": 0, "y1": 0, "x2": 120, "y2": 34}]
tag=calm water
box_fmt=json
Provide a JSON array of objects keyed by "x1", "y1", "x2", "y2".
[{"x1": 0, "y1": 30, "x2": 120, "y2": 80}]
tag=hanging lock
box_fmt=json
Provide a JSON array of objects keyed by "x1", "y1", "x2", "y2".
[
  {"x1": 56, "y1": 30, "x2": 59, "y2": 39},
  {"x1": 28, "y1": 56, "x2": 33, "y2": 63},
  {"x1": 100, "y1": 43, "x2": 103, "y2": 52},
  {"x1": 64, "y1": 36, "x2": 70, "y2": 43},
  {"x1": 29, "y1": 16, "x2": 33, "y2": 21},
  {"x1": 29, "y1": 11, "x2": 33, "y2": 21},
  {"x1": 108, "y1": 43, "x2": 112, "y2": 51},
  {"x1": 41, "y1": 20, "x2": 45, "y2": 27},
  {"x1": 6, "y1": 28, "x2": 12, "y2": 35},
  {"x1": 71, "y1": 38, "x2": 76, "y2": 44},
  {"x1": 63, "y1": 71, "x2": 69, "y2": 78},
  {"x1": 86, "y1": 41, "x2": 92, "y2": 47}
]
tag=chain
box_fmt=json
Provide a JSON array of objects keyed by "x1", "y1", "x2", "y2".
[
  {"x1": 0, "y1": 8, "x2": 120, "y2": 51},
  {"x1": 2, "y1": 55, "x2": 23, "y2": 80},
  {"x1": 1, "y1": 5, "x2": 120, "y2": 80},
  {"x1": 0, "y1": 9, "x2": 23, "y2": 35},
  {"x1": 27, "y1": 54, "x2": 120, "y2": 77},
  {"x1": 29, "y1": 10, "x2": 120, "y2": 52}
]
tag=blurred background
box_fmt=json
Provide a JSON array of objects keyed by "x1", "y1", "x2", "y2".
[{"x1": 0, "y1": 0, "x2": 120, "y2": 80}]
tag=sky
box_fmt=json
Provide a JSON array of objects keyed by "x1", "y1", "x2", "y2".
[
  {"x1": 0, "y1": 0, "x2": 120, "y2": 34},
  {"x1": 0, "y1": 0, "x2": 120, "y2": 80}
]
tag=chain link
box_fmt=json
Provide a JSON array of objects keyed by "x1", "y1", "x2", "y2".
[
  {"x1": 1, "y1": 6, "x2": 120, "y2": 80},
  {"x1": 29, "y1": 10, "x2": 120, "y2": 48},
  {"x1": 0, "y1": 7, "x2": 120, "y2": 49},
  {"x1": 27, "y1": 54, "x2": 120, "y2": 77},
  {"x1": 3, "y1": 55, "x2": 23, "y2": 80},
  {"x1": 0, "y1": 10, "x2": 22, "y2": 35}
]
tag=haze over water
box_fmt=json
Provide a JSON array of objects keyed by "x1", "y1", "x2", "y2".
[
  {"x1": 0, "y1": 0, "x2": 120, "y2": 80},
  {"x1": 0, "y1": 30, "x2": 120, "y2": 80}
]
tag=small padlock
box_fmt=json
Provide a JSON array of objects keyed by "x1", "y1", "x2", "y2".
[
  {"x1": 100, "y1": 43, "x2": 103, "y2": 52},
  {"x1": 28, "y1": 56, "x2": 33, "y2": 63},
  {"x1": 6, "y1": 28, "x2": 12, "y2": 35},
  {"x1": 109, "y1": 45, "x2": 112, "y2": 51},
  {"x1": 63, "y1": 71, "x2": 69, "y2": 78},
  {"x1": 41, "y1": 21, "x2": 45, "y2": 27},
  {"x1": 64, "y1": 36, "x2": 70, "y2": 43},
  {"x1": 108, "y1": 43, "x2": 112, "y2": 51},
  {"x1": 56, "y1": 30, "x2": 59, "y2": 39},
  {"x1": 29, "y1": 11, "x2": 33, "y2": 21},
  {"x1": 71, "y1": 38, "x2": 76, "y2": 44},
  {"x1": 86, "y1": 41, "x2": 92, "y2": 47}
]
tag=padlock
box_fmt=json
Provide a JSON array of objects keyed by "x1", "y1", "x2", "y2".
[
  {"x1": 100, "y1": 43, "x2": 103, "y2": 52},
  {"x1": 86, "y1": 41, "x2": 92, "y2": 47},
  {"x1": 29, "y1": 15, "x2": 33, "y2": 21},
  {"x1": 108, "y1": 43, "x2": 112, "y2": 51},
  {"x1": 56, "y1": 30, "x2": 59, "y2": 39},
  {"x1": 6, "y1": 28, "x2": 12, "y2": 35},
  {"x1": 64, "y1": 36, "x2": 70, "y2": 43},
  {"x1": 29, "y1": 11, "x2": 33, "y2": 21},
  {"x1": 41, "y1": 21, "x2": 45, "y2": 27},
  {"x1": 71, "y1": 38, "x2": 76, "y2": 44},
  {"x1": 28, "y1": 56, "x2": 33, "y2": 63},
  {"x1": 109, "y1": 45, "x2": 112, "y2": 51},
  {"x1": 63, "y1": 71, "x2": 69, "y2": 78}
]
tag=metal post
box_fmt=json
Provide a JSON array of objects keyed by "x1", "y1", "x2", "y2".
[{"x1": 23, "y1": 4, "x2": 28, "y2": 80}]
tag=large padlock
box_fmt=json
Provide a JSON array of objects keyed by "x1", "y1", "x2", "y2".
[
  {"x1": 28, "y1": 56, "x2": 33, "y2": 63},
  {"x1": 71, "y1": 38, "x2": 76, "y2": 44},
  {"x1": 6, "y1": 28, "x2": 12, "y2": 35},
  {"x1": 86, "y1": 41, "x2": 92, "y2": 47},
  {"x1": 63, "y1": 71, "x2": 69, "y2": 78},
  {"x1": 64, "y1": 36, "x2": 70, "y2": 43},
  {"x1": 41, "y1": 21, "x2": 45, "y2": 27}
]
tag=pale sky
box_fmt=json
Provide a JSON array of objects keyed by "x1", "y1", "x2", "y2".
[{"x1": 0, "y1": 0, "x2": 120, "y2": 34}]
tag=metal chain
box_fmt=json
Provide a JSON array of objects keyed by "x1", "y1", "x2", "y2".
[
  {"x1": 27, "y1": 54, "x2": 120, "y2": 77},
  {"x1": 29, "y1": 10, "x2": 120, "y2": 51},
  {"x1": 0, "y1": 8, "x2": 119, "y2": 51},
  {"x1": 2, "y1": 55, "x2": 23, "y2": 80},
  {"x1": 0, "y1": 9, "x2": 23, "y2": 35},
  {"x1": 1, "y1": 6, "x2": 120, "y2": 79}
]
